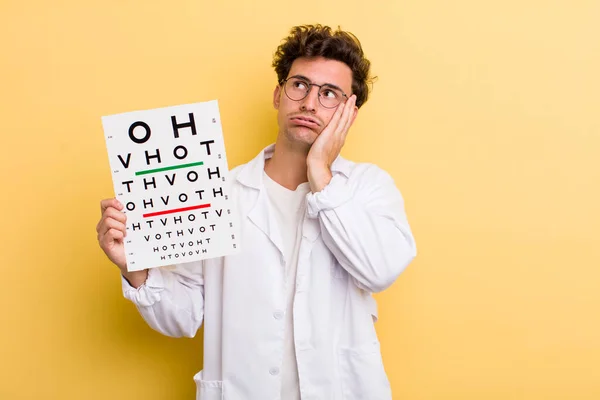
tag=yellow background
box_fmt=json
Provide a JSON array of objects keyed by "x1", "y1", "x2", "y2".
[{"x1": 1, "y1": 0, "x2": 598, "y2": 399}]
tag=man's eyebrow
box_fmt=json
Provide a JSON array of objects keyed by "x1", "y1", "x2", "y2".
[{"x1": 288, "y1": 74, "x2": 345, "y2": 93}]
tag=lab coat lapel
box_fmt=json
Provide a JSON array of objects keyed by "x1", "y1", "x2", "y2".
[
  {"x1": 247, "y1": 189, "x2": 285, "y2": 258},
  {"x1": 236, "y1": 145, "x2": 285, "y2": 258}
]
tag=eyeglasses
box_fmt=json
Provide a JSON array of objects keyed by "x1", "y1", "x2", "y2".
[{"x1": 281, "y1": 77, "x2": 348, "y2": 109}]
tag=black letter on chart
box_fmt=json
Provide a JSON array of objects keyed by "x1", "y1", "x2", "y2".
[
  {"x1": 173, "y1": 145, "x2": 188, "y2": 160},
  {"x1": 166, "y1": 174, "x2": 176, "y2": 186},
  {"x1": 171, "y1": 113, "x2": 197, "y2": 138},
  {"x1": 121, "y1": 180, "x2": 134, "y2": 192},
  {"x1": 143, "y1": 177, "x2": 156, "y2": 190},
  {"x1": 128, "y1": 121, "x2": 151, "y2": 144},
  {"x1": 145, "y1": 149, "x2": 161, "y2": 165},
  {"x1": 118, "y1": 154, "x2": 131, "y2": 168},
  {"x1": 200, "y1": 140, "x2": 215, "y2": 155},
  {"x1": 207, "y1": 167, "x2": 221, "y2": 180}
]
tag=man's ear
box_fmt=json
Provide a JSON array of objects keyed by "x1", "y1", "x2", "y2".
[{"x1": 273, "y1": 85, "x2": 281, "y2": 110}]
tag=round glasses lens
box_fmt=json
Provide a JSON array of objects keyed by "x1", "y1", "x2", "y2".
[
  {"x1": 318, "y1": 87, "x2": 343, "y2": 108},
  {"x1": 285, "y1": 78, "x2": 309, "y2": 101}
]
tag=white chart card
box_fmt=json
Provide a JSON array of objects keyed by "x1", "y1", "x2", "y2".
[{"x1": 102, "y1": 100, "x2": 240, "y2": 271}]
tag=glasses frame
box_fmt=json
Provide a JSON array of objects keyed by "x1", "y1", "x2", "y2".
[{"x1": 280, "y1": 77, "x2": 349, "y2": 109}]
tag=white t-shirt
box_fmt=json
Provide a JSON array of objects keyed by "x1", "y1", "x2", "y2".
[{"x1": 263, "y1": 171, "x2": 310, "y2": 400}]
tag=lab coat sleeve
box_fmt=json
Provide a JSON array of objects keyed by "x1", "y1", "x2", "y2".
[
  {"x1": 306, "y1": 164, "x2": 417, "y2": 293},
  {"x1": 121, "y1": 261, "x2": 204, "y2": 338}
]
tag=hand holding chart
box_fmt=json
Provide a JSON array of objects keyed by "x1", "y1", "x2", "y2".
[{"x1": 101, "y1": 100, "x2": 240, "y2": 271}]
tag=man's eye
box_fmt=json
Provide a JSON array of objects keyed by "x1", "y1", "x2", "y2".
[
  {"x1": 322, "y1": 89, "x2": 338, "y2": 98},
  {"x1": 293, "y1": 80, "x2": 308, "y2": 90}
]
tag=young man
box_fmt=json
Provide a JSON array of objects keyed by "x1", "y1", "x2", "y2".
[{"x1": 97, "y1": 25, "x2": 416, "y2": 400}]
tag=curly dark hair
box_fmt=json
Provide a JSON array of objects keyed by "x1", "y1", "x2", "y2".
[{"x1": 272, "y1": 24, "x2": 375, "y2": 108}]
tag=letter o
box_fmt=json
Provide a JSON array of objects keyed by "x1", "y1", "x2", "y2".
[
  {"x1": 173, "y1": 145, "x2": 188, "y2": 160},
  {"x1": 187, "y1": 171, "x2": 198, "y2": 182},
  {"x1": 128, "y1": 121, "x2": 151, "y2": 144}
]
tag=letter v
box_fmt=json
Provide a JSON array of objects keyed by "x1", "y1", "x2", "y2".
[{"x1": 118, "y1": 154, "x2": 131, "y2": 168}]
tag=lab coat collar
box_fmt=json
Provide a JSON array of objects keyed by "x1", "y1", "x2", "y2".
[{"x1": 235, "y1": 144, "x2": 352, "y2": 190}]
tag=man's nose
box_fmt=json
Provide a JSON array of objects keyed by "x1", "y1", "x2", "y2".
[{"x1": 299, "y1": 85, "x2": 319, "y2": 112}]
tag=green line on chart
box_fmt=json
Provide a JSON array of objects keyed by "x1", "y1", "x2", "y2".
[{"x1": 135, "y1": 161, "x2": 204, "y2": 176}]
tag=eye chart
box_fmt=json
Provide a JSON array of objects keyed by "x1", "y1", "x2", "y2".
[{"x1": 102, "y1": 100, "x2": 239, "y2": 272}]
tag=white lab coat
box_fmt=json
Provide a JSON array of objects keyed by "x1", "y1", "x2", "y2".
[{"x1": 122, "y1": 144, "x2": 417, "y2": 400}]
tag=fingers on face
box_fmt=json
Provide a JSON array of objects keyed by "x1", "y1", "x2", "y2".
[
  {"x1": 336, "y1": 95, "x2": 356, "y2": 141},
  {"x1": 323, "y1": 100, "x2": 345, "y2": 136},
  {"x1": 323, "y1": 94, "x2": 354, "y2": 137},
  {"x1": 342, "y1": 95, "x2": 356, "y2": 135}
]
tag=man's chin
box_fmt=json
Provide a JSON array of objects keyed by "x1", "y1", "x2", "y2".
[{"x1": 287, "y1": 126, "x2": 318, "y2": 143}]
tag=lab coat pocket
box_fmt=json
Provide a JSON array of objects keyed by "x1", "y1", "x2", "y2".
[
  {"x1": 194, "y1": 370, "x2": 224, "y2": 400},
  {"x1": 338, "y1": 341, "x2": 392, "y2": 400}
]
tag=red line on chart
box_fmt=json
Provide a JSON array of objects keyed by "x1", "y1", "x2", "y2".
[{"x1": 142, "y1": 203, "x2": 211, "y2": 218}]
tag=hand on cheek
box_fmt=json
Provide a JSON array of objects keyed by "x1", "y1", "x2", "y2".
[{"x1": 307, "y1": 95, "x2": 357, "y2": 193}]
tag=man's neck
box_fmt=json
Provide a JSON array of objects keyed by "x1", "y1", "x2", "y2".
[{"x1": 264, "y1": 138, "x2": 309, "y2": 191}]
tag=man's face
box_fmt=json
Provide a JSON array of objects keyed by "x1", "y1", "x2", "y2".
[{"x1": 273, "y1": 56, "x2": 354, "y2": 147}]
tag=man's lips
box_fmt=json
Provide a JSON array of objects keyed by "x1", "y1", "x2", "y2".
[{"x1": 289, "y1": 116, "x2": 320, "y2": 129}]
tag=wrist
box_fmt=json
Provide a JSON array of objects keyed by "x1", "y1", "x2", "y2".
[
  {"x1": 307, "y1": 162, "x2": 332, "y2": 193},
  {"x1": 122, "y1": 269, "x2": 149, "y2": 289}
]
